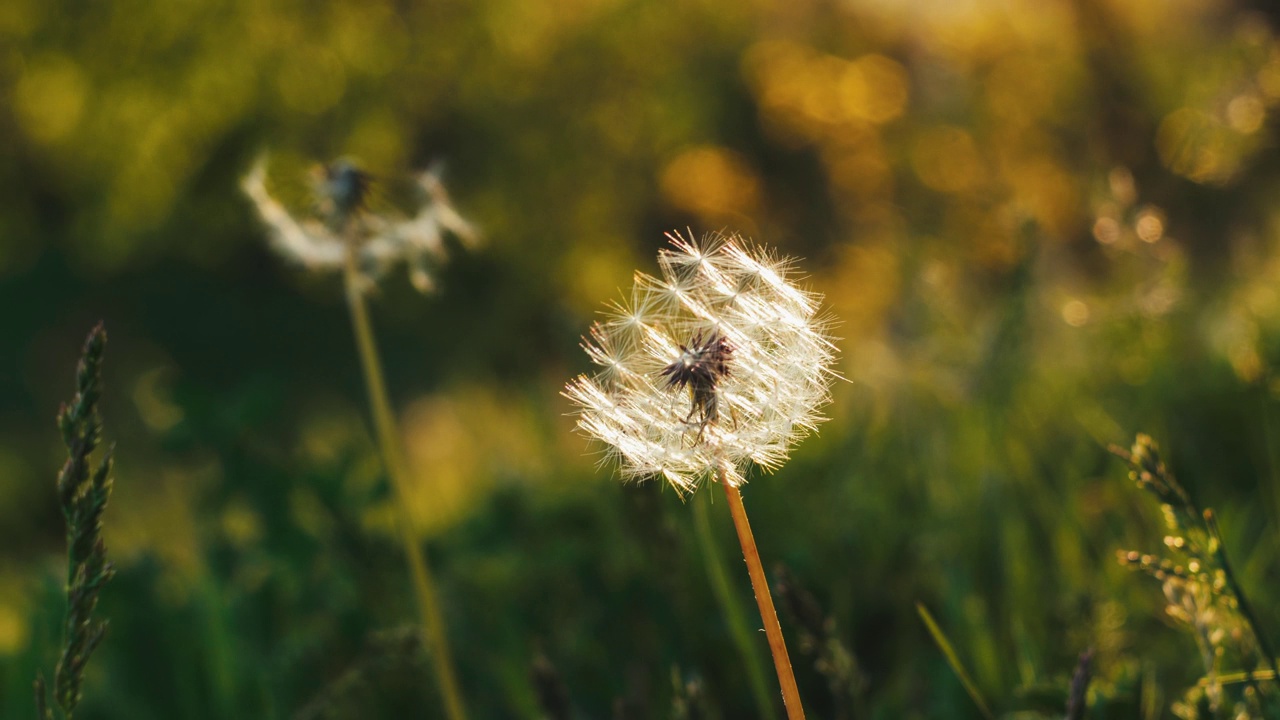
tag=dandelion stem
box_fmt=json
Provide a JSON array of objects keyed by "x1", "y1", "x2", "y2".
[
  {"x1": 720, "y1": 472, "x2": 805, "y2": 719},
  {"x1": 343, "y1": 249, "x2": 468, "y2": 720}
]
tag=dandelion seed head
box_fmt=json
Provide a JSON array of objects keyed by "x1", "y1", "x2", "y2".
[
  {"x1": 316, "y1": 159, "x2": 373, "y2": 219},
  {"x1": 565, "y1": 231, "x2": 838, "y2": 494},
  {"x1": 241, "y1": 154, "x2": 477, "y2": 293}
]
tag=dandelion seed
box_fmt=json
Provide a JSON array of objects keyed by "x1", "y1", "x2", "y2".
[
  {"x1": 565, "y1": 231, "x2": 837, "y2": 494},
  {"x1": 241, "y1": 155, "x2": 478, "y2": 293}
]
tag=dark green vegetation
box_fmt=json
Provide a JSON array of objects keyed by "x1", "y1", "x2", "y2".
[
  {"x1": 8, "y1": 0, "x2": 1280, "y2": 717},
  {"x1": 35, "y1": 324, "x2": 115, "y2": 720}
]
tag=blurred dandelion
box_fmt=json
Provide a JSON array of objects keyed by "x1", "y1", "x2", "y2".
[
  {"x1": 242, "y1": 155, "x2": 478, "y2": 293},
  {"x1": 565, "y1": 231, "x2": 837, "y2": 494},
  {"x1": 242, "y1": 156, "x2": 474, "y2": 720},
  {"x1": 566, "y1": 231, "x2": 837, "y2": 720}
]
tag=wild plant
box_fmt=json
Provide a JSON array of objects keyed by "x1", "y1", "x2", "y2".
[
  {"x1": 243, "y1": 156, "x2": 476, "y2": 720},
  {"x1": 773, "y1": 564, "x2": 868, "y2": 719},
  {"x1": 1113, "y1": 433, "x2": 1280, "y2": 719},
  {"x1": 33, "y1": 323, "x2": 115, "y2": 720},
  {"x1": 565, "y1": 231, "x2": 839, "y2": 719}
]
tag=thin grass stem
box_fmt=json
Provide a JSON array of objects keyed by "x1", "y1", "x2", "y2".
[
  {"x1": 1205, "y1": 509, "x2": 1280, "y2": 681},
  {"x1": 916, "y1": 602, "x2": 995, "y2": 720},
  {"x1": 693, "y1": 490, "x2": 779, "y2": 720},
  {"x1": 1201, "y1": 669, "x2": 1278, "y2": 687},
  {"x1": 343, "y1": 249, "x2": 468, "y2": 720},
  {"x1": 719, "y1": 472, "x2": 805, "y2": 719}
]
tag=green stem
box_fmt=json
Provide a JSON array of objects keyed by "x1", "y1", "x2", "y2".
[
  {"x1": 693, "y1": 490, "x2": 779, "y2": 720},
  {"x1": 916, "y1": 603, "x2": 995, "y2": 720},
  {"x1": 720, "y1": 473, "x2": 806, "y2": 719},
  {"x1": 343, "y1": 251, "x2": 469, "y2": 720},
  {"x1": 1205, "y1": 510, "x2": 1280, "y2": 681}
]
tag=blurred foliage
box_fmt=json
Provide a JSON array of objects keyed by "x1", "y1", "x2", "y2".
[{"x1": 9, "y1": 0, "x2": 1280, "y2": 717}]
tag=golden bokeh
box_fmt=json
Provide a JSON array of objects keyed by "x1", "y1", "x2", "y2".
[
  {"x1": 14, "y1": 54, "x2": 87, "y2": 145},
  {"x1": 660, "y1": 145, "x2": 762, "y2": 219},
  {"x1": 400, "y1": 385, "x2": 552, "y2": 535},
  {"x1": 911, "y1": 126, "x2": 984, "y2": 194}
]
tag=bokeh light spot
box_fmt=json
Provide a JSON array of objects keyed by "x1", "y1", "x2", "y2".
[
  {"x1": 1062, "y1": 299, "x2": 1090, "y2": 327},
  {"x1": 912, "y1": 126, "x2": 983, "y2": 193},
  {"x1": 838, "y1": 54, "x2": 909, "y2": 124},
  {"x1": 660, "y1": 146, "x2": 761, "y2": 218},
  {"x1": 1156, "y1": 107, "x2": 1227, "y2": 183},
  {"x1": 1227, "y1": 94, "x2": 1265, "y2": 134},
  {"x1": 132, "y1": 367, "x2": 184, "y2": 432},
  {"x1": 1135, "y1": 208, "x2": 1164, "y2": 244},
  {"x1": 401, "y1": 387, "x2": 549, "y2": 535},
  {"x1": 1093, "y1": 216, "x2": 1121, "y2": 245},
  {"x1": 14, "y1": 54, "x2": 87, "y2": 144},
  {"x1": 1108, "y1": 167, "x2": 1137, "y2": 207},
  {"x1": 221, "y1": 498, "x2": 264, "y2": 548},
  {"x1": 0, "y1": 602, "x2": 27, "y2": 654},
  {"x1": 1258, "y1": 52, "x2": 1280, "y2": 99}
]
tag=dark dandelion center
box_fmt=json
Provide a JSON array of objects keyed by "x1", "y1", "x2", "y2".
[
  {"x1": 320, "y1": 160, "x2": 373, "y2": 219},
  {"x1": 661, "y1": 332, "x2": 732, "y2": 426}
]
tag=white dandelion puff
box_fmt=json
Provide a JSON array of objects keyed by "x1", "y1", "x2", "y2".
[
  {"x1": 565, "y1": 231, "x2": 838, "y2": 494},
  {"x1": 241, "y1": 155, "x2": 478, "y2": 293}
]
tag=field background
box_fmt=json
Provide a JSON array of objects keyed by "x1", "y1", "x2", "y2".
[{"x1": 6, "y1": 0, "x2": 1280, "y2": 717}]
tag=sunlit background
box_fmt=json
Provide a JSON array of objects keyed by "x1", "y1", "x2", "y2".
[{"x1": 7, "y1": 0, "x2": 1280, "y2": 716}]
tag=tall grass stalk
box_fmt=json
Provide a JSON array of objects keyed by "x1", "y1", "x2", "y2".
[
  {"x1": 35, "y1": 323, "x2": 116, "y2": 720},
  {"x1": 916, "y1": 602, "x2": 995, "y2": 720},
  {"x1": 692, "y1": 490, "x2": 779, "y2": 720},
  {"x1": 1205, "y1": 509, "x2": 1280, "y2": 680},
  {"x1": 720, "y1": 469, "x2": 805, "y2": 720},
  {"x1": 343, "y1": 249, "x2": 468, "y2": 720}
]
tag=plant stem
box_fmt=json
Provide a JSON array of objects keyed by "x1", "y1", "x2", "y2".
[
  {"x1": 343, "y1": 251, "x2": 468, "y2": 720},
  {"x1": 693, "y1": 491, "x2": 780, "y2": 720},
  {"x1": 916, "y1": 603, "x2": 994, "y2": 720},
  {"x1": 1205, "y1": 509, "x2": 1280, "y2": 680},
  {"x1": 719, "y1": 472, "x2": 806, "y2": 720}
]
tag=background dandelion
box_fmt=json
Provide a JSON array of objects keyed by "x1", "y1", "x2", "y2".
[
  {"x1": 244, "y1": 157, "x2": 475, "y2": 720},
  {"x1": 242, "y1": 156, "x2": 479, "y2": 294}
]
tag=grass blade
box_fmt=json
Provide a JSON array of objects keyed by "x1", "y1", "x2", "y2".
[{"x1": 916, "y1": 602, "x2": 994, "y2": 720}]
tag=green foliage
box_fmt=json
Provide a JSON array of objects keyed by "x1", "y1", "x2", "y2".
[{"x1": 293, "y1": 626, "x2": 427, "y2": 720}]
